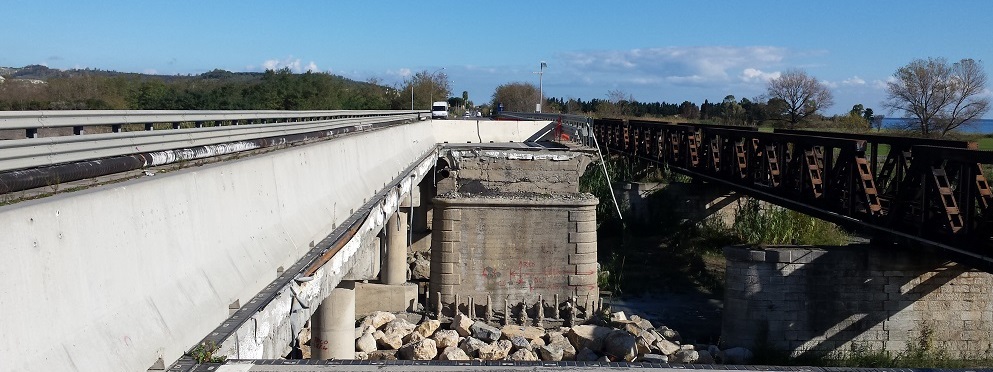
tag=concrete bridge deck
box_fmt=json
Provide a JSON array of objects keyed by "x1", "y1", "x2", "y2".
[{"x1": 0, "y1": 114, "x2": 572, "y2": 372}]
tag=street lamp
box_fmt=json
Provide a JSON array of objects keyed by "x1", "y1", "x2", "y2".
[
  {"x1": 533, "y1": 61, "x2": 546, "y2": 113},
  {"x1": 429, "y1": 67, "x2": 445, "y2": 109}
]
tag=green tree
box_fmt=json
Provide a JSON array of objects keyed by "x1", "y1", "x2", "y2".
[{"x1": 491, "y1": 82, "x2": 540, "y2": 112}]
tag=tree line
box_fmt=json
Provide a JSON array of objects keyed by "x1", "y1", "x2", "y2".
[
  {"x1": 0, "y1": 67, "x2": 401, "y2": 111},
  {"x1": 493, "y1": 57, "x2": 989, "y2": 138}
]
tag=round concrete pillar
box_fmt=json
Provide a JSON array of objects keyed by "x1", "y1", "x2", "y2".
[
  {"x1": 382, "y1": 210, "x2": 408, "y2": 285},
  {"x1": 310, "y1": 281, "x2": 356, "y2": 360}
]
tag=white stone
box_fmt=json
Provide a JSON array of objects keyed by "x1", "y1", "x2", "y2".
[
  {"x1": 432, "y1": 329, "x2": 460, "y2": 349},
  {"x1": 508, "y1": 349, "x2": 539, "y2": 361},
  {"x1": 451, "y1": 312, "x2": 473, "y2": 337},
  {"x1": 538, "y1": 344, "x2": 564, "y2": 361},
  {"x1": 356, "y1": 333, "x2": 377, "y2": 353},
  {"x1": 399, "y1": 339, "x2": 438, "y2": 360},
  {"x1": 438, "y1": 346, "x2": 470, "y2": 361},
  {"x1": 363, "y1": 311, "x2": 396, "y2": 329},
  {"x1": 414, "y1": 319, "x2": 441, "y2": 338}
]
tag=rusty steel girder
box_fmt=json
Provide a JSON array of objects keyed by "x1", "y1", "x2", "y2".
[{"x1": 592, "y1": 119, "x2": 993, "y2": 271}]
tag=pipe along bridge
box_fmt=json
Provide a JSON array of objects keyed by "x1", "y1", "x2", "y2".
[{"x1": 592, "y1": 118, "x2": 993, "y2": 272}]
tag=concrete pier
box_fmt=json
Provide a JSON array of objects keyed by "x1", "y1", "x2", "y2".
[
  {"x1": 382, "y1": 209, "x2": 409, "y2": 285},
  {"x1": 310, "y1": 282, "x2": 356, "y2": 360}
]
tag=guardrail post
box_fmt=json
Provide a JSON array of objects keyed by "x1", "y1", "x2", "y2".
[
  {"x1": 73, "y1": 126, "x2": 85, "y2": 135},
  {"x1": 144, "y1": 123, "x2": 154, "y2": 131},
  {"x1": 25, "y1": 128, "x2": 38, "y2": 138}
]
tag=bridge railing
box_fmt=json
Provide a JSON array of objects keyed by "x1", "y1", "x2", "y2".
[
  {"x1": 0, "y1": 110, "x2": 427, "y2": 194},
  {"x1": 497, "y1": 111, "x2": 593, "y2": 146},
  {"x1": 594, "y1": 118, "x2": 993, "y2": 271}
]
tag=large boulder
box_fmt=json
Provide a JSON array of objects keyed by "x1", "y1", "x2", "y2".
[
  {"x1": 655, "y1": 339, "x2": 680, "y2": 356},
  {"x1": 719, "y1": 347, "x2": 754, "y2": 364},
  {"x1": 508, "y1": 349, "x2": 539, "y2": 361},
  {"x1": 414, "y1": 319, "x2": 441, "y2": 338},
  {"x1": 402, "y1": 331, "x2": 425, "y2": 344},
  {"x1": 459, "y1": 337, "x2": 487, "y2": 358},
  {"x1": 410, "y1": 253, "x2": 431, "y2": 280},
  {"x1": 602, "y1": 330, "x2": 637, "y2": 362},
  {"x1": 470, "y1": 321, "x2": 502, "y2": 342},
  {"x1": 374, "y1": 330, "x2": 403, "y2": 350},
  {"x1": 567, "y1": 325, "x2": 613, "y2": 352},
  {"x1": 500, "y1": 325, "x2": 546, "y2": 341},
  {"x1": 438, "y1": 346, "x2": 470, "y2": 361},
  {"x1": 629, "y1": 315, "x2": 654, "y2": 331},
  {"x1": 575, "y1": 347, "x2": 599, "y2": 361},
  {"x1": 451, "y1": 312, "x2": 473, "y2": 337},
  {"x1": 657, "y1": 326, "x2": 680, "y2": 342},
  {"x1": 363, "y1": 311, "x2": 396, "y2": 330},
  {"x1": 432, "y1": 329, "x2": 460, "y2": 349},
  {"x1": 355, "y1": 333, "x2": 377, "y2": 353},
  {"x1": 477, "y1": 340, "x2": 512, "y2": 360},
  {"x1": 399, "y1": 339, "x2": 438, "y2": 360},
  {"x1": 509, "y1": 335, "x2": 532, "y2": 352},
  {"x1": 355, "y1": 324, "x2": 376, "y2": 339},
  {"x1": 382, "y1": 318, "x2": 416, "y2": 339},
  {"x1": 671, "y1": 349, "x2": 699, "y2": 364},
  {"x1": 547, "y1": 331, "x2": 576, "y2": 360},
  {"x1": 367, "y1": 350, "x2": 398, "y2": 361},
  {"x1": 537, "y1": 344, "x2": 564, "y2": 361}
]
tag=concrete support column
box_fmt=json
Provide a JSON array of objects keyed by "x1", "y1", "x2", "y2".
[
  {"x1": 310, "y1": 281, "x2": 356, "y2": 360},
  {"x1": 382, "y1": 209, "x2": 408, "y2": 285},
  {"x1": 412, "y1": 181, "x2": 433, "y2": 233}
]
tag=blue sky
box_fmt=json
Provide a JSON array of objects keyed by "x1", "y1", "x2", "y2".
[{"x1": 2, "y1": 0, "x2": 992, "y2": 117}]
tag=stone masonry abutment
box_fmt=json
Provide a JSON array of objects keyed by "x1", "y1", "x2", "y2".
[{"x1": 722, "y1": 244, "x2": 993, "y2": 358}]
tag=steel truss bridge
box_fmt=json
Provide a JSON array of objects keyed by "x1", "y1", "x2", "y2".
[
  {"x1": 499, "y1": 112, "x2": 993, "y2": 271},
  {"x1": 591, "y1": 118, "x2": 993, "y2": 271}
]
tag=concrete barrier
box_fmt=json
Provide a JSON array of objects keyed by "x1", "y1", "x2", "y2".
[
  {"x1": 0, "y1": 121, "x2": 435, "y2": 372},
  {"x1": 431, "y1": 119, "x2": 553, "y2": 143}
]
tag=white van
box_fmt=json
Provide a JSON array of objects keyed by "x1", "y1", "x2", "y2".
[{"x1": 431, "y1": 102, "x2": 449, "y2": 119}]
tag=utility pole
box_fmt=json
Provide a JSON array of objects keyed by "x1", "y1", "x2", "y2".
[{"x1": 533, "y1": 61, "x2": 546, "y2": 113}]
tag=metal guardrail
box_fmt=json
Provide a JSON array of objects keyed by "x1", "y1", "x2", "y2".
[
  {"x1": 0, "y1": 110, "x2": 426, "y2": 136},
  {"x1": 0, "y1": 110, "x2": 427, "y2": 173}
]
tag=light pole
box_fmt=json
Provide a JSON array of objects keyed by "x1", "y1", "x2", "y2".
[
  {"x1": 533, "y1": 61, "x2": 546, "y2": 113},
  {"x1": 428, "y1": 67, "x2": 445, "y2": 109},
  {"x1": 410, "y1": 78, "x2": 414, "y2": 110}
]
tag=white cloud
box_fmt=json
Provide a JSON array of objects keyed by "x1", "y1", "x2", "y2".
[
  {"x1": 143, "y1": 69, "x2": 158, "y2": 75},
  {"x1": 385, "y1": 68, "x2": 413, "y2": 78},
  {"x1": 842, "y1": 76, "x2": 866, "y2": 86},
  {"x1": 260, "y1": 56, "x2": 319, "y2": 73},
  {"x1": 558, "y1": 46, "x2": 789, "y2": 88},
  {"x1": 822, "y1": 80, "x2": 839, "y2": 89},
  {"x1": 740, "y1": 68, "x2": 780, "y2": 83}
]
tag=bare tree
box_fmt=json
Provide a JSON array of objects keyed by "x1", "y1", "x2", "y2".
[
  {"x1": 491, "y1": 82, "x2": 540, "y2": 112},
  {"x1": 766, "y1": 69, "x2": 834, "y2": 129},
  {"x1": 884, "y1": 58, "x2": 989, "y2": 137}
]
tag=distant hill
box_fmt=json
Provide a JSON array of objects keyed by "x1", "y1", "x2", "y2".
[{"x1": 0, "y1": 65, "x2": 381, "y2": 88}]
